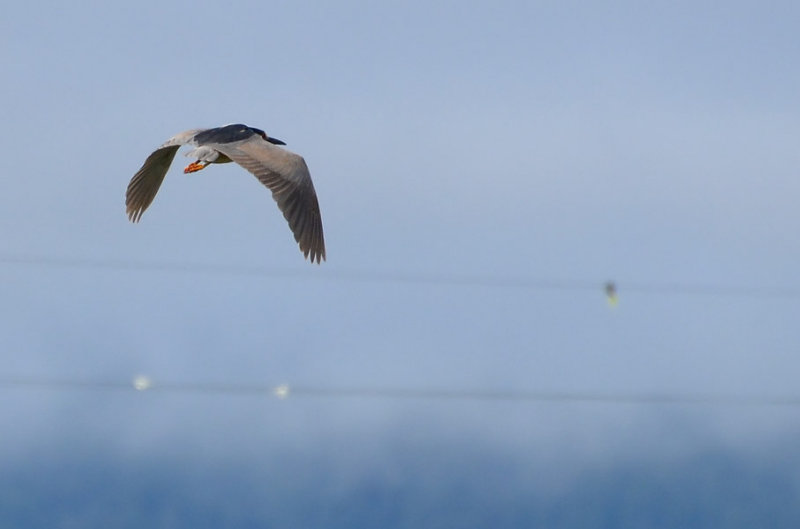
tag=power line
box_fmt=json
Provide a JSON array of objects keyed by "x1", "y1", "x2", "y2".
[
  {"x1": 2, "y1": 253, "x2": 800, "y2": 300},
  {"x1": 0, "y1": 375, "x2": 799, "y2": 407},
  {"x1": 0, "y1": 253, "x2": 599, "y2": 290}
]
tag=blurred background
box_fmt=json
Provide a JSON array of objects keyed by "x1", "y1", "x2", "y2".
[{"x1": 2, "y1": 1, "x2": 800, "y2": 526}]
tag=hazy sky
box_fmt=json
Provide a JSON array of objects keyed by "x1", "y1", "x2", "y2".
[{"x1": 2, "y1": 1, "x2": 800, "y2": 526}]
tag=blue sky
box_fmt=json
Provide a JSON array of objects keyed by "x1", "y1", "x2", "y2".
[{"x1": 2, "y1": 1, "x2": 800, "y2": 526}]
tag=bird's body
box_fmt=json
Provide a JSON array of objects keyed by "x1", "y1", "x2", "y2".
[{"x1": 126, "y1": 124, "x2": 325, "y2": 263}]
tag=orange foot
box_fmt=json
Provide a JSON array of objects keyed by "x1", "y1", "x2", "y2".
[{"x1": 184, "y1": 162, "x2": 208, "y2": 173}]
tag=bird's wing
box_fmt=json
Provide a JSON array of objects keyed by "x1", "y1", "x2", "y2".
[
  {"x1": 208, "y1": 136, "x2": 326, "y2": 263},
  {"x1": 125, "y1": 129, "x2": 204, "y2": 222}
]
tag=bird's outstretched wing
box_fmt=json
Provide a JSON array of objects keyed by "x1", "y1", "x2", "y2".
[
  {"x1": 126, "y1": 145, "x2": 179, "y2": 222},
  {"x1": 125, "y1": 129, "x2": 204, "y2": 222},
  {"x1": 209, "y1": 136, "x2": 326, "y2": 264}
]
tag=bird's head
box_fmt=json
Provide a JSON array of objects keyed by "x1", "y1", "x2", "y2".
[{"x1": 252, "y1": 127, "x2": 286, "y2": 146}]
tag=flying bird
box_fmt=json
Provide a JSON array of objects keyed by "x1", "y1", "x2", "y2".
[{"x1": 125, "y1": 124, "x2": 325, "y2": 263}]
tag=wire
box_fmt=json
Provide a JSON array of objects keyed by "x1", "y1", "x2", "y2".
[
  {"x1": 1, "y1": 375, "x2": 799, "y2": 407},
  {"x1": 2, "y1": 253, "x2": 800, "y2": 300},
  {"x1": 0, "y1": 253, "x2": 598, "y2": 290}
]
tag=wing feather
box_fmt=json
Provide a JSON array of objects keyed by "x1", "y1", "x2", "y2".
[
  {"x1": 207, "y1": 137, "x2": 326, "y2": 263},
  {"x1": 125, "y1": 145, "x2": 180, "y2": 222},
  {"x1": 125, "y1": 129, "x2": 204, "y2": 222}
]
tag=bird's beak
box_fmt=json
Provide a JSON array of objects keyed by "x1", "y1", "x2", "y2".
[{"x1": 268, "y1": 137, "x2": 286, "y2": 146}]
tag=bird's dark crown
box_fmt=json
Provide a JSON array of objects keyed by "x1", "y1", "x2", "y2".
[
  {"x1": 193, "y1": 124, "x2": 286, "y2": 146},
  {"x1": 250, "y1": 126, "x2": 286, "y2": 145}
]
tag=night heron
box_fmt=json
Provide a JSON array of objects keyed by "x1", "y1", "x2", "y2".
[{"x1": 125, "y1": 123, "x2": 325, "y2": 264}]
